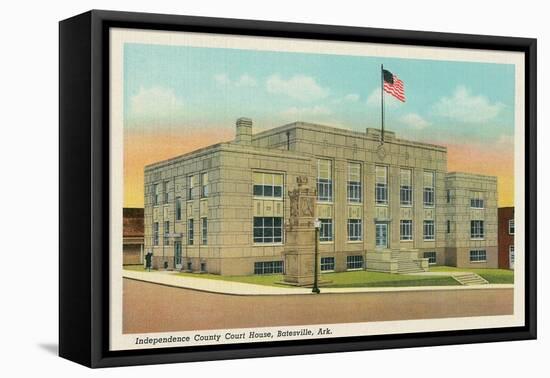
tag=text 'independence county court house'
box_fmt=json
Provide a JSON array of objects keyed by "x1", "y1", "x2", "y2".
[{"x1": 143, "y1": 118, "x2": 498, "y2": 275}]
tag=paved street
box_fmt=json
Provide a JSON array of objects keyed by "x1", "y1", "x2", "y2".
[{"x1": 123, "y1": 278, "x2": 514, "y2": 334}]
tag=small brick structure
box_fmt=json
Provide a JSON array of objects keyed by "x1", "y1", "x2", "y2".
[
  {"x1": 498, "y1": 207, "x2": 515, "y2": 269},
  {"x1": 123, "y1": 208, "x2": 144, "y2": 265}
]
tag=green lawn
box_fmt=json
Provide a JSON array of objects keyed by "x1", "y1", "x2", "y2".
[
  {"x1": 323, "y1": 271, "x2": 459, "y2": 288},
  {"x1": 172, "y1": 270, "x2": 459, "y2": 288},
  {"x1": 123, "y1": 264, "x2": 148, "y2": 272},
  {"x1": 175, "y1": 272, "x2": 287, "y2": 286},
  {"x1": 124, "y1": 265, "x2": 513, "y2": 287},
  {"x1": 430, "y1": 266, "x2": 514, "y2": 284}
]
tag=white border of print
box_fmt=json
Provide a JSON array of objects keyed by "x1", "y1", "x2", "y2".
[{"x1": 109, "y1": 28, "x2": 525, "y2": 351}]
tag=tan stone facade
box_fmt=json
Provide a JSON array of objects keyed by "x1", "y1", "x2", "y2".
[
  {"x1": 444, "y1": 173, "x2": 499, "y2": 268},
  {"x1": 144, "y1": 118, "x2": 498, "y2": 275}
]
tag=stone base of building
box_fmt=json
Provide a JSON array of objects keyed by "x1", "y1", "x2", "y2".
[
  {"x1": 445, "y1": 246, "x2": 498, "y2": 268},
  {"x1": 366, "y1": 248, "x2": 429, "y2": 274}
]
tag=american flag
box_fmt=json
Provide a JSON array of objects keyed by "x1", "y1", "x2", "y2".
[{"x1": 382, "y1": 69, "x2": 405, "y2": 102}]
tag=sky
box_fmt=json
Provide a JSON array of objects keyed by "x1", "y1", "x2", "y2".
[{"x1": 123, "y1": 43, "x2": 516, "y2": 208}]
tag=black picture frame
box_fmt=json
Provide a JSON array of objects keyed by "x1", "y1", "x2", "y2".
[{"x1": 59, "y1": 9, "x2": 537, "y2": 368}]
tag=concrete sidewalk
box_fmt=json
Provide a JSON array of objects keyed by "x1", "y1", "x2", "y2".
[{"x1": 122, "y1": 270, "x2": 513, "y2": 296}]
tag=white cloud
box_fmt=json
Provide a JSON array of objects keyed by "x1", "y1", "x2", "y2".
[
  {"x1": 281, "y1": 105, "x2": 332, "y2": 118},
  {"x1": 400, "y1": 113, "x2": 430, "y2": 130},
  {"x1": 366, "y1": 87, "x2": 401, "y2": 108},
  {"x1": 214, "y1": 73, "x2": 257, "y2": 87},
  {"x1": 129, "y1": 86, "x2": 184, "y2": 121},
  {"x1": 266, "y1": 74, "x2": 329, "y2": 102},
  {"x1": 432, "y1": 86, "x2": 504, "y2": 123},
  {"x1": 344, "y1": 93, "x2": 360, "y2": 102},
  {"x1": 234, "y1": 74, "x2": 257, "y2": 87},
  {"x1": 214, "y1": 73, "x2": 231, "y2": 85},
  {"x1": 332, "y1": 93, "x2": 360, "y2": 104}
]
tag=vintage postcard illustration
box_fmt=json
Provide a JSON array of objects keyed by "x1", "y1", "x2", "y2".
[{"x1": 108, "y1": 28, "x2": 525, "y2": 351}]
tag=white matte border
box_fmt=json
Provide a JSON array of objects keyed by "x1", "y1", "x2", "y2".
[{"x1": 109, "y1": 27, "x2": 526, "y2": 351}]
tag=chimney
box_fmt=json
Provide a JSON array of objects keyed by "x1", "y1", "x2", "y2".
[{"x1": 235, "y1": 117, "x2": 253, "y2": 145}]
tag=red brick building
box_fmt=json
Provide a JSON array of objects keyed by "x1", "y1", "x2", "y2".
[
  {"x1": 498, "y1": 207, "x2": 515, "y2": 269},
  {"x1": 123, "y1": 208, "x2": 145, "y2": 265}
]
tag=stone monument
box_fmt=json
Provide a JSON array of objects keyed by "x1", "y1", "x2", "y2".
[{"x1": 282, "y1": 176, "x2": 317, "y2": 286}]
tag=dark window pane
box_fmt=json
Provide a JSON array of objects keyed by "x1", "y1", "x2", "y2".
[{"x1": 253, "y1": 185, "x2": 263, "y2": 196}]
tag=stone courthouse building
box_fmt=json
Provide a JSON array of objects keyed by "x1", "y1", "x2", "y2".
[{"x1": 144, "y1": 118, "x2": 498, "y2": 275}]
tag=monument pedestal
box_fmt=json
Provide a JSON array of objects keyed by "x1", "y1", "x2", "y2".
[
  {"x1": 282, "y1": 242, "x2": 315, "y2": 286},
  {"x1": 280, "y1": 248, "x2": 331, "y2": 286},
  {"x1": 281, "y1": 176, "x2": 330, "y2": 287}
]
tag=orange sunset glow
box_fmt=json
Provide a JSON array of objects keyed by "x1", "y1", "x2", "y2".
[
  {"x1": 123, "y1": 130, "x2": 233, "y2": 207},
  {"x1": 124, "y1": 130, "x2": 514, "y2": 208},
  {"x1": 446, "y1": 143, "x2": 514, "y2": 207}
]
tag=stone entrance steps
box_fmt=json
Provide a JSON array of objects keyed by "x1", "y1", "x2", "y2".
[
  {"x1": 452, "y1": 272, "x2": 489, "y2": 285},
  {"x1": 391, "y1": 250, "x2": 425, "y2": 274},
  {"x1": 397, "y1": 260, "x2": 425, "y2": 274}
]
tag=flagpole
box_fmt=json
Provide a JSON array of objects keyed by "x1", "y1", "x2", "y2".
[{"x1": 380, "y1": 64, "x2": 385, "y2": 144}]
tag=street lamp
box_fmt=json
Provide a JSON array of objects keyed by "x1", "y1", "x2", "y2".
[{"x1": 312, "y1": 218, "x2": 321, "y2": 294}]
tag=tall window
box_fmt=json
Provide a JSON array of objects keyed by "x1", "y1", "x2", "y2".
[
  {"x1": 201, "y1": 172, "x2": 209, "y2": 198},
  {"x1": 163, "y1": 181, "x2": 169, "y2": 203},
  {"x1": 319, "y1": 219, "x2": 333, "y2": 242},
  {"x1": 153, "y1": 222, "x2": 159, "y2": 246},
  {"x1": 447, "y1": 220, "x2": 451, "y2": 233},
  {"x1": 509, "y1": 219, "x2": 515, "y2": 235},
  {"x1": 471, "y1": 220, "x2": 484, "y2": 239},
  {"x1": 174, "y1": 241, "x2": 182, "y2": 266},
  {"x1": 346, "y1": 255, "x2": 364, "y2": 270},
  {"x1": 347, "y1": 219, "x2": 362, "y2": 241},
  {"x1": 423, "y1": 171, "x2": 435, "y2": 207},
  {"x1": 470, "y1": 249, "x2": 487, "y2": 262},
  {"x1": 163, "y1": 221, "x2": 170, "y2": 245},
  {"x1": 400, "y1": 169, "x2": 412, "y2": 206},
  {"x1": 320, "y1": 257, "x2": 335, "y2": 272},
  {"x1": 187, "y1": 175, "x2": 195, "y2": 200},
  {"x1": 375, "y1": 222, "x2": 388, "y2": 248},
  {"x1": 253, "y1": 172, "x2": 283, "y2": 198},
  {"x1": 446, "y1": 189, "x2": 451, "y2": 203},
  {"x1": 201, "y1": 217, "x2": 208, "y2": 245},
  {"x1": 375, "y1": 165, "x2": 388, "y2": 204},
  {"x1": 509, "y1": 245, "x2": 515, "y2": 265},
  {"x1": 400, "y1": 220, "x2": 413, "y2": 241},
  {"x1": 317, "y1": 159, "x2": 333, "y2": 202},
  {"x1": 175, "y1": 197, "x2": 182, "y2": 221},
  {"x1": 187, "y1": 219, "x2": 194, "y2": 245},
  {"x1": 152, "y1": 183, "x2": 160, "y2": 206},
  {"x1": 253, "y1": 217, "x2": 283, "y2": 243},
  {"x1": 470, "y1": 191, "x2": 484, "y2": 208},
  {"x1": 423, "y1": 220, "x2": 435, "y2": 241},
  {"x1": 347, "y1": 162, "x2": 362, "y2": 203}
]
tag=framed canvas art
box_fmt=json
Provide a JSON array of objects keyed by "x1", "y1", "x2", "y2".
[{"x1": 59, "y1": 10, "x2": 536, "y2": 368}]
